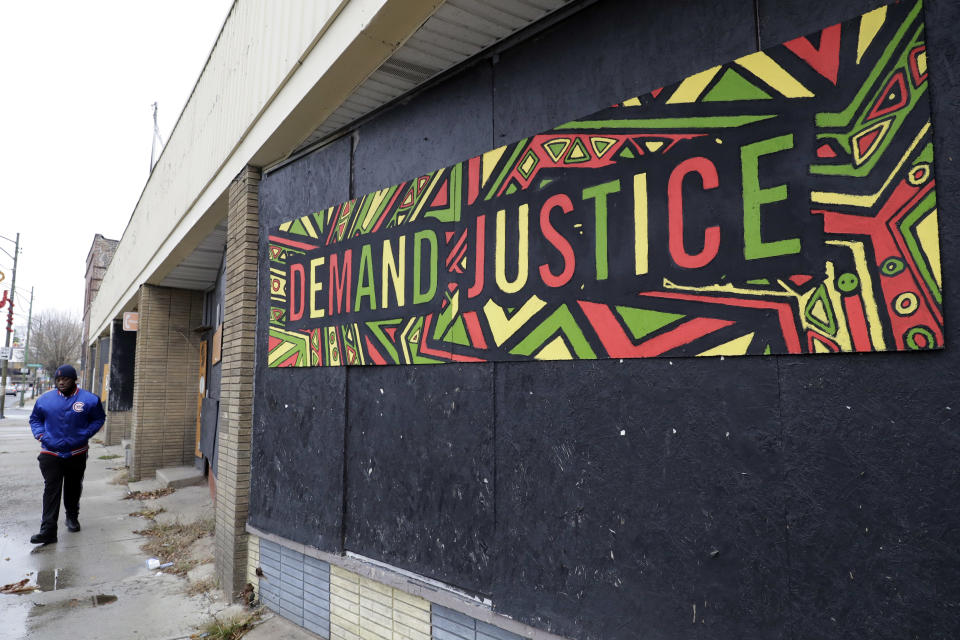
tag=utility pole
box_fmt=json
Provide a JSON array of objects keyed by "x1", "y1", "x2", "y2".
[
  {"x1": 150, "y1": 102, "x2": 164, "y2": 171},
  {"x1": 19, "y1": 286, "x2": 32, "y2": 407},
  {"x1": 0, "y1": 232, "x2": 19, "y2": 419}
]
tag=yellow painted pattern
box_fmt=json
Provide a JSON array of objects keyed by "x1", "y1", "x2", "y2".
[
  {"x1": 364, "y1": 187, "x2": 395, "y2": 229},
  {"x1": 408, "y1": 169, "x2": 447, "y2": 223},
  {"x1": 735, "y1": 52, "x2": 814, "y2": 98},
  {"x1": 446, "y1": 290, "x2": 461, "y2": 327},
  {"x1": 482, "y1": 146, "x2": 507, "y2": 185},
  {"x1": 268, "y1": 329, "x2": 309, "y2": 366},
  {"x1": 399, "y1": 317, "x2": 419, "y2": 364},
  {"x1": 495, "y1": 205, "x2": 530, "y2": 294},
  {"x1": 812, "y1": 122, "x2": 930, "y2": 207},
  {"x1": 351, "y1": 323, "x2": 366, "y2": 366},
  {"x1": 696, "y1": 332, "x2": 756, "y2": 357},
  {"x1": 796, "y1": 262, "x2": 853, "y2": 352},
  {"x1": 827, "y1": 241, "x2": 887, "y2": 350},
  {"x1": 916, "y1": 50, "x2": 927, "y2": 77},
  {"x1": 915, "y1": 209, "x2": 942, "y2": 289},
  {"x1": 808, "y1": 298, "x2": 829, "y2": 326},
  {"x1": 590, "y1": 136, "x2": 618, "y2": 158},
  {"x1": 621, "y1": 96, "x2": 642, "y2": 107},
  {"x1": 326, "y1": 327, "x2": 342, "y2": 366},
  {"x1": 542, "y1": 138, "x2": 570, "y2": 162},
  {"x1": 300, "y1": 216, "x2": 319, "y2": 238},
  {"x1": 666, "y1": 65, "x2": 722, "y2": 104},
  {"x1": 269, "y1": 268, "x2": 287, "y2": 300},
  {"x1": 661, "y1": 278, "x2": 794, "y2": 298},
  {"x1": 483, "y1": 296, "x2": 547, "y2": 346},
  {"x1": 535, "y1": 335, "x2": 573, "y2": 360},
  {"x1": 634, "y1": 172, "x2": 648, "y2": 275},
  {"x1": 857, "y1": 6, "x2": 888, "y2": 64}
]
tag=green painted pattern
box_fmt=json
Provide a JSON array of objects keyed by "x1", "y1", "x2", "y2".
[
  {"x1": 615, "y1": 306, "x2": 684, "y2": 341},
  {"x1": 812, "y1": 24, "x2": 927, "y2": 177},
  {"x1": 485, "y1": 140, "x2": 529, "y2": 201},
  {"x1": 556, "y1": 115, "x2": 777, "y2": 130},
  {"x1": 509, "y1": 305, "x2": 597, "y2": 359},
  {"x1": 704, "y1": 68, "x2": 772, "y2": 102},
  {"x1": 815, "y1": 0, "x2": 922, "y2": 128},
  {"x1": 898, "y1": 189, "x2": 940, "y2": 304}
]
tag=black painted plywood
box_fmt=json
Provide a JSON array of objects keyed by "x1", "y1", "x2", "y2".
[
  {"x1": 249, "y1": 0, "x2": 960, "y2": 636},
  {"x1": 250, "y1": 137, "x2": 352, "y2": 552},
  {"x1": 492, "y1": 358, "x2": 786, "y2": 640},
  {"x1": 757, "y1": 0, "x2": 887, "y2": 48},
  {"x1": 779, "y1": 353, "x2": 960, "y2": 639},
  {"x1": 108, "y1": 319, "x2": 135, "y2": 412},
  {"x1": 492, "y1": 0, "x2": 757, "y2": 142},
  {"x1": 249, "y1": 368, "x2": 347, "y2": 550},
  {"x1": 199, "y1": 397, "x2": 219, "y2": 472},
  {"x1": 352, "y1": 62, "x2": 494, "y2": 196},
  {"x1": 343, "y1": 63, "x2": 497, "y2": 592},
  {"x1": 761, "y1": 0, "x2": 960, "y2": 637},
  {"x1": 345, "y1": 363, "x2": 495, "y2": 594}
]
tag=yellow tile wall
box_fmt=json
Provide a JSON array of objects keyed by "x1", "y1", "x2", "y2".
[{"x1": 330, "y1": 566, "x2": 431, "y2": 640}]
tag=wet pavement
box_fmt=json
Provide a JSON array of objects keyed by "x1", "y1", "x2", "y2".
[{"x1": 0, "y1": 401, "x2": 247, "y2": 640}]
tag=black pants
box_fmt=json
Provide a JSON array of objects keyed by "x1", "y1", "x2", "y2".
[{"x1": 38, "y1": 452, "x2": 87, "y2": 535}]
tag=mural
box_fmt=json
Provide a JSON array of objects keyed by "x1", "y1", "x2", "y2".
[{"x1": 265, "y1": 1, "x2": 941, "y2": 366}]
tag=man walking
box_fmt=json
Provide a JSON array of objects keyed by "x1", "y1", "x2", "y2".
[{"x1": 28, "y1": 364, "x2": 106, "y2": 544}]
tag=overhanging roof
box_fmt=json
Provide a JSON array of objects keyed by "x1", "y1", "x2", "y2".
[{"x1": 88, "y1": 0, "x2": 576, "y2": 344}]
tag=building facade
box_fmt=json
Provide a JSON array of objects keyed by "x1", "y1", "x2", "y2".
[
  {"x1": 81, "y1": 233, "x2": 118, "y2": 388},
  {"x1": 88, "y1": 1, "x2": 960, "y2": 638}
]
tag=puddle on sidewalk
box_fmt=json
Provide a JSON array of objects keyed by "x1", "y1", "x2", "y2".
[
  {"x1": 1, "y1": 568, "x2": 74, "y2": 595},
  {"x1": 35, "y1": 568, "x2": 73, "y2": 591},
  {"x1": 28, "y1": 593, "x2": 118, "y2": 617}
]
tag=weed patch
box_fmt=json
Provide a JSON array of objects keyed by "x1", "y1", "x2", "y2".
[
  {"x1": 129, "y1": 507, "x2": 166, "y2": 519},
  {"x1": 186, "y1": 576, "x2": 218, "y2": 596},
  {"x1": 191, "y1": 610, "x2": 262, "y2": 640},
  {"x1": 125, "y1": 487, "x2": 175, "y2": 500},
  {"x1": 135, "y1": 518, "x2": 214, "y2": 576},
  {"x1": 98, "y1": 454, "x2": 122, "y2": 460}
]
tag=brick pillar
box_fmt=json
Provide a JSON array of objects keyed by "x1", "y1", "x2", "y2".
[
  {"x1": 215, "y1": 166, "x2": 260, "y2": 597},
  {"x1": 129, "y1": 284, "x2": 204, "y2": 481},
  {"x1": 105, "y1": 408, "x2": 133, "y2": 445}
]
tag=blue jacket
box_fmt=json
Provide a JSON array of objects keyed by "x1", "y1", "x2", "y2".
[{"x1": 29, "y1": 388, "x2": 106, "y2": 458}]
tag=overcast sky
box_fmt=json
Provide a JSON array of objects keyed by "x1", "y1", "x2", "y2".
[{"x1": 0, "y1": 0, "x2": 234, "y2": 333}]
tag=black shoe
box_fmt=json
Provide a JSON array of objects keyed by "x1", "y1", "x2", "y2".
[
  {"x1": 65, "y1": 517, "x2": 81, "y2": 532},
  {"x1": 30, "y1": 532, "x2": 57, "y2": 545}
]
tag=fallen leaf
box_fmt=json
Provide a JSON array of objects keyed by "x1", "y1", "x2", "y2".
[{"x1": 0, "y1": 579, "x2": 39, "y2": 594}]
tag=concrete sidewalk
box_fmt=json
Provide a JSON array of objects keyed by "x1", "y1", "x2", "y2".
[{"x1": 0, "y1": 400, "x2": 307, "y2": 640}]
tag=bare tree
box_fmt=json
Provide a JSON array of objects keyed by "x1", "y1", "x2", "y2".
[{"x1": 32, "y1": 310, "x2": 82, "y2": 374}]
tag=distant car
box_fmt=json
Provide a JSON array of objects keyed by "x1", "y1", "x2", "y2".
[{"x1": 4, "y1": 384, "x2": 15, "y2": 396}]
